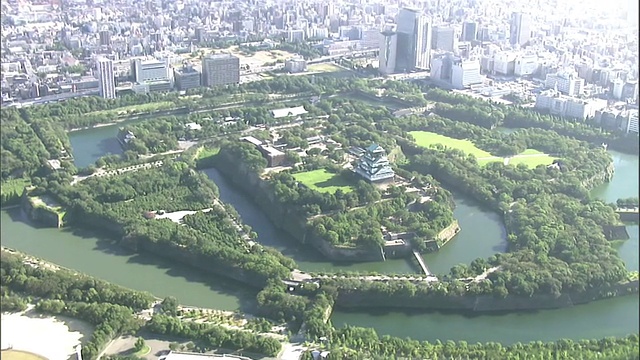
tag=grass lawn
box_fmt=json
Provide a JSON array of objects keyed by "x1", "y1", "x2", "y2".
[
  {"x1": 307, "y1": 63, "x2": 343, "y2": 73},
  {"x1": 89, "y1": 101, "x2": 174, "y2": 116},
  {"x1": 1, "y1": 350, "x2": 48, "y2": 360},
  {"x1": 508, "y1": 154, "x2": 557, "y2": 167},
  {"x1": 409, "y1": 131, "x2": 493, "y2": 158},
  {"x1": 134, "y1": 344, "x2": 151, "y2": 356},
  {"x1": 476, "y1": 157, "x2": 503, "y2": 166},
  {"x1": 196, "y1": 146, "x2": 220, "y2": 159},
  {"x1": 1, "y1": 177, "x2": 30, "y2": 196},
  {"x1": 293, "y1": 169, "x2": 354, "y2": 194},
  {"x1": 518, "y1": 149, "x2": 544, "y2": 155}
]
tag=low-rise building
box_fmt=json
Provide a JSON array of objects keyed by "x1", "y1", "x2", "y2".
[
  {"x1": 535, "y1": 89, "x2": 606, "y2": 119},
  {"x1": 285, "y1": 57, "x2": 307, "y2": 73}
]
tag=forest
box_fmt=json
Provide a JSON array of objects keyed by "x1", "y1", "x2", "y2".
[
  {"x1": 0, "y1": 251, "x2": 282, "y2": 359},
  {"x1": 423, "y1": 87, "x2": 640, "y2": 155},
  {"x1": 301, "y1": 327, "x2": 640, "y2": 360},
  {"x1": 2, "y1": 76, "x2": 638, "y2": 358}
]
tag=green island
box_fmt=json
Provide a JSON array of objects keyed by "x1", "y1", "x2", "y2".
[{"x1": 1, "y1": 76, "x2": 638, "y2": 359}]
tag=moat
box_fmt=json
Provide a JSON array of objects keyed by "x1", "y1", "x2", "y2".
[{"x1": 3, "y1": 119, "x2": 638, "y2": 344}]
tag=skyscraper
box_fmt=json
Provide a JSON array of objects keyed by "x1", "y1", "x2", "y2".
[
  {"x1": 394, "y1": 8, "x2": 432, "y2": 72},
  {"x1": 378, "y1": 28, "x2": 398, "y2": 75},
  {"x1": 431, "y1": 26, "x2": 455, "y2": 52},
  {"x1": 97, "y1": 58, "x2": 116, "y2": 99},
  {"x1": 461, "y1": 22, "x2": 477, "y2": 42},
  {"x1": 510, "y1": 12, "x2": 531, "y2": 46}
]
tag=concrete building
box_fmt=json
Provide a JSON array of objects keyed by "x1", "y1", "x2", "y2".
[
  {"x1": 514, "y1": 54, "x2": 539, "y2": 76},
  {"x1": 99, "y1": 29, "x2": 111, "y2": 46},
  {"x1": 545, "y1": 70, "x2": 584, "y2": 97},
  {"x1": 461, "y1": 22, "x2": 477, "y2": 42},
  {"x1": 378, "y1": 29, "x2": 398, "y2": 75},
  {"x1": 431, "y1": 26, "x2": 455, "y2": 52},
  {"x1": 626, "y1": 110, "x2": 639, "y2": 133},
  {"x1": 510, "y1": 12, "x2": 531, "y2": 46},
  {"x1": 394, "y1": 8, "x2": 432, "y2": 72},
  {"x1": 612, "y1": 78, "x2": 625, "y2": 99},
  {"x1": 286, "y1": 29, "x2": 305, "y2": 42},
  {"x1": 132, "y1": 58, "x2": 169, "y2": 83},
  {"x1": 173, "y1": 66, "x2": 201, "y2": 91},
  {"x1": 285, "y1": 57, "x2": 307, "y2": 73},
  {"x1": 535, "y1": 89, "x2": 606, "y2": 119},
  {"x1": 202, "y1": 54, "x2": 240, "y2": 87},
  {"x1": 451, "y1": 59, "x2": 483, "y2": 89},
  {"x1": 96, "y1": 57, "x2": 116, "y2": 99},
  {"x1": 493, "y1": 51, "x2": 517, "y2": 75}
]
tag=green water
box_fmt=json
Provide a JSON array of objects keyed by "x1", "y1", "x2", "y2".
[
  {"x1": 0, "y1": 209, "x2": 254, "y2": 311},
  {"x1": 1, "y1": 125, "x2": 636, "y2": 344},
  {"x1": 331, "y1": 150, "x2": 639, "y2": 343}
]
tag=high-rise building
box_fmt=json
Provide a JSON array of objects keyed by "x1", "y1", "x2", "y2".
[
  {"x1": 99, "y1": 29, "x2": 111, "y2": 46},
  {"x1": 132, "y1": 58, "x2": 169, "y2": 83},
  {"x1": 510, "y1": 12, "x2": 531, "y2": 46},
  {"x1": 461, "y1": 22, "x2": 477, "y2": 42},
  {"x1": 451, "y1": 59, "x2": 483, "y2": 89},
  {"x1": 202, "y1": 54, "x2": 240, "y2": 87},
  {"x1": 174, "y1": 66, "x2": 201, "y2": 91},
  {"x1": 393, "y1": 8, "x2": 432, "y2": 72},
  {"x1": 431, "y1": 26, "x2": 455, "y2": 52},
  {"x1": 378, "y1": 29, "x2": 398, "y2": 75},
  {"x1": 97, "y1": 58, "x2": 116, "y2": 99}
]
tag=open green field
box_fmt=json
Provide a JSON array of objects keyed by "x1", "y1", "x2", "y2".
[
  {"x1": 89, "y1": 101, "x2": 174, "y2": 116},
  {"x1": 1, "y1": 350, "x2": 48, "y2": 360},
  {"x1": 409, "y1": 131, "x2": 493, "y2": 158},
  {"x1": 519, "y1": 149, "x2": 544, "y2": 155},
  {"x1": 196, "y1": 146, "x2": 220, "y2": 159},
  {"x1": 293, "y1": 169, "x2": 354, "y2": 194},
  {"x1": 307, "y1": 63, "x2": 343, "y2": 73},
  {"x1": 508, "y1": 154, "x2": 557, "y2": 167},
  {"x1": 409, "y1": 131, "x2": 557, "y2": 168}
]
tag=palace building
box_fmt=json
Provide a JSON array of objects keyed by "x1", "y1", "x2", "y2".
[{"x1": 354, "y1": 144, "x2": 395, "y2": 183}]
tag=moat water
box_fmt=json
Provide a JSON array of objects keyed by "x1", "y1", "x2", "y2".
[{"x1": 2, "y1": 122, "x2": 638, "y2": 344}]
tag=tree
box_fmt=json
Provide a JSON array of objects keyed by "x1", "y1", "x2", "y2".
[
  {"x1": 134, "y1": 337, "x2": 145, "y2": 352},
  {"x1": 161, "y1": 296, "x2": 179, "y2": 316}
]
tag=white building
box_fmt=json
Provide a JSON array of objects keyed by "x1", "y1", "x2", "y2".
[
  {"x1": 378, "y1": 29, "x2": 398, "y2": 75},
  {"x1": 535, "y1": 89, "x2": 606, "y2": 119},
  {"x1": 545, "y1": 70, "x2": 584, "y2": 97},
  {"x1": 96, "y1": 58, "x2": 116, "y2": 99},
  {"x1": 612, "y1": 78, "x2": 625, "y2": 100},
  {"x1": 627, "y1": 110, "x2": 639, "y2": 133},
  {"x1": 451, "y1": 59, "x2": 483, "y2": 89},
  {"x1": 514, "y1": 54, "x2": 538, "y2": 76},
  {"x1": 285, "y1": 57, "x2": 307, "y2": 73},
  {"x1": 493, "y1": 51, "x2": 517, "y2": 75},
  {"x1": 132, "y1": 58, "x2": 169, "y2": 83}
]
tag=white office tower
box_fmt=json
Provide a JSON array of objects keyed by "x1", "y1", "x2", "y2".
[
  {"x1": 379, "y1": 27, "x2": 398, "y2": 75},
  {"x1": 451, "y1": 59, "x2": 483, "y2": 89},
  {"x1": 510, "y1": 12, "x2": 531, "y2": 46},
  {"x1": 97, "y1": 58, "x2": 116, "y2": 99},
  {"x1": 415, "y1": 16, "x2": 433, "y2": 69}
]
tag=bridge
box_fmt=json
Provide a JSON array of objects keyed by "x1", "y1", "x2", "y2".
[{"x1": 412, "y1": 250, "x2": 431, "y2": 276}]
